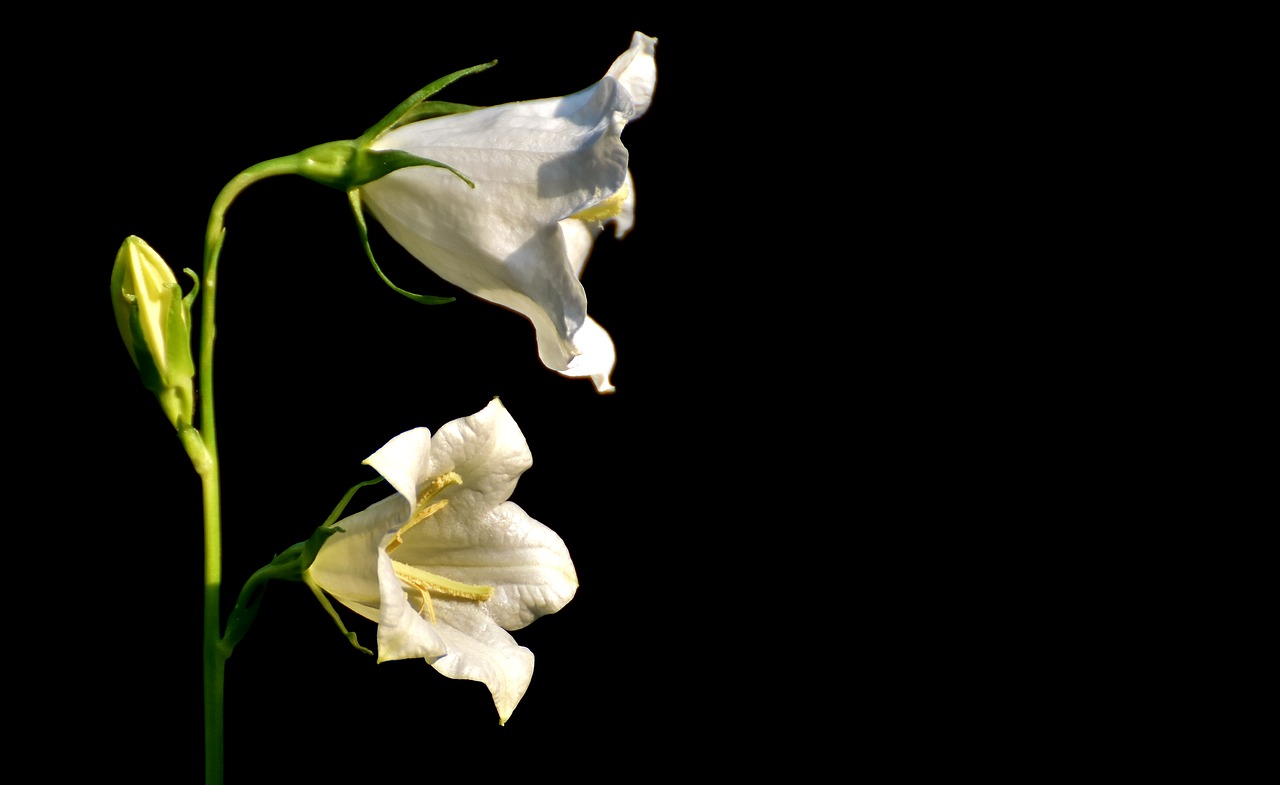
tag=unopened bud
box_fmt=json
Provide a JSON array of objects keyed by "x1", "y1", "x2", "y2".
[{"x1": 110, "y1": 235, "x2": 197, "y2": 429}]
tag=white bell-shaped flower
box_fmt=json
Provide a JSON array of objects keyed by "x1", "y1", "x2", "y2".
[
  {"x1": 359, "y1": 32, "x2": 658, "y2": 393},
  {"x1": 306, "y1": 399, "x2": 578, "y2": 724}
]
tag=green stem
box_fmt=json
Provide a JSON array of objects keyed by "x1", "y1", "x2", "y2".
[{"x1": 197, "y1": 157, "x2": 303, "y2": 785}]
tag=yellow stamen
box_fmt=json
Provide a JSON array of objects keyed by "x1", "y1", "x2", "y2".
[
  {"x1": 384, "y1": 470, "x2": 493, "y2": 622},
  {"x1": 412, "y1": 584, "x2": 436, "y2": 624},
  {"x1": 570, "y1": 185, "x2": 629, "y2": 223},
  {"x1": 417, "y1": 471, "x2": 463, "y2": 506},
  {"x1": 393, "y1": 561, "x2": 494, "y2": 610},
  {"x1": 387, "y1": 471, "x2": 462, "y2": 553}
]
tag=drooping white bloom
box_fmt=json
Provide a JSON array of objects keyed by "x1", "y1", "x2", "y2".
[
  {"x1": 359, "y1": 32, "x2": 658, "y2": 393},
  {"x1": 306, "y1": 398, "x2": 578, "y2": 724}
]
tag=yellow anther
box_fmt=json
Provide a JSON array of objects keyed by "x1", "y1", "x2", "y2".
[
  {"x1": 388, "y1": 499, "x2": 450, "y2": 553},
  {"x1": 386, "y1": 472, "x2": 462, "y2": 553},
  {"x1": 392, "y1": 561, "x2": 494, "y2": 623},
  {"x1": 417, "y1": 471, "x2": 462, "y2": 507},
  {"x1": 383, "y1": 471, "x2": 491, "y2": 623},
  {"x1": 570, "y1": 186, "x2": 629, "y2": 223}
]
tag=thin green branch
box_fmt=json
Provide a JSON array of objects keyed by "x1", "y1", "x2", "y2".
[{"x1": 198, "y1": 156, "x2": 299, "y2": 785}]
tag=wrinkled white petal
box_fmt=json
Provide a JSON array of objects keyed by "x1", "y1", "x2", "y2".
[
  {"x1": 359, "y1": 32, "x2": 656, "y2": 391},
  {"x1": 607, "y1": 32, "x2": 658, "y2": 117},
  {"x1": 535, "y1": 314, "x2": 615, "y2": 394},
  {"x1": 392, "y1": 501, "x2": 577, "y2": 631},
  {"x1": 371, "y1": 73, "x2": 633, "y2": 224},
  {"x1": 561, "y1": 213, "x2": 601, "y2": 280},
  {"x1": 425, "y1": 399, "x2": 532, "y2": 520},
  {"x1": 363, "y1": 86, "x2": 626, "y2": 373},
  {"x1": 363, "y1": 426, "x2": 433, "y2": 512},
  {"x1": 430, "y1": 601, "x2": 535, "y2": 725},
  {"x1": 374, "y1": 531, "x2": 447, "y2": 662}
]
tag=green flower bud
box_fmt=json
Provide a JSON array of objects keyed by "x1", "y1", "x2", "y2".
[{"x1": 110, "y1": 235, "x2": 197, "y2": 429}]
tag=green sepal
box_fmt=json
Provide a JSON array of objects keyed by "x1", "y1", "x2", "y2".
[
  {"x1": 347, "y1": 190, "x2": 455, "y2": 305},
  {"x1": 392, "y1": 100, "x2": 482, "y2": 126},
  {"x1": 219, "y1": 477, "x2": 385, "y2": 658},
  {"x1": 160, "y1": 275, "x2": 196, "y2": 383},
  {"x1": 303, "y1": 572, "x2": 374, "y2": 657},
  {"x1": 181, "y1": 267, "x2": 200, "y2": 311},
  {"x1": 220, "y1": 540, "x2": 311, "y2": 658},
  {"x1": 353, "y1": 149, "x2": 475, "y2": 190},
  {"x1": 358, "y1": 62, "x2": 496, "y2": 143},
  {"x1": 292, "y1": 141, "x2": 475, "y2": 192},
  {"x1": 319, "y1": 476, "x2": 386, "y2": 527}
]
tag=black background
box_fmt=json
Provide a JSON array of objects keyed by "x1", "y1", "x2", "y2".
[
  {"x1": 9, "y1": 11, "x2": 1217, "y2": 779},
  {"x1": 18, "y1": 12, "x2": 779, "y2": 782}
]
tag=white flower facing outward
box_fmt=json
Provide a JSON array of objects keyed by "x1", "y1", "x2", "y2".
[
  {"x1": 359, "y1": 31, "x2": 658, "y2": 394},
  {"x1": 305, "y1": 399, "x2": 578, "y2": 724}
]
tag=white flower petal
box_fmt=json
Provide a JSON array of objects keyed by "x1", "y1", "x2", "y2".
[
  {"x1": 538, "y1": 315, "x2": 614, "y2": 394},
  {"x1": 560, "y1": 214, "x2": 600, "y2": 280},
  {"x1": 425, "y1": 398, "x2": 532, "y2": 520},
  {"x1": 363, "y1": 427, "x2": 433, "y2": 511},
  {"x1": 364, "y1": 82, "x2": 626, "y2": 369},
  {"x1": 373, "y1": 532, "x2": 448, "y2": 662},
  {"x1": 305, "y1": 493, "x2": 406, "y2": 621},
  {"x1": 358, "y1": 32, "x2": 657, "y2": 391},
  {"x1": 392, "y1": 501, "x2": 578, "y2": 631},
  {"x1": 429, "y1": 601, "x2": 536, "y2": 725},
  {"x1": 305, "y1": 377, "x2": 576, "y2": 723},
  {"x1": 370, "y1": 72, "x2": 634, "y2": 224},
  {"x1": 607, "y1": 32, "x2": 658, "y2": 117}
]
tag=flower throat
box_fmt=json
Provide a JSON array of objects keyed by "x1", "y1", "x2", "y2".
[{"x1": 386, "y1": 471, "x2": 494, "y2": 622}]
